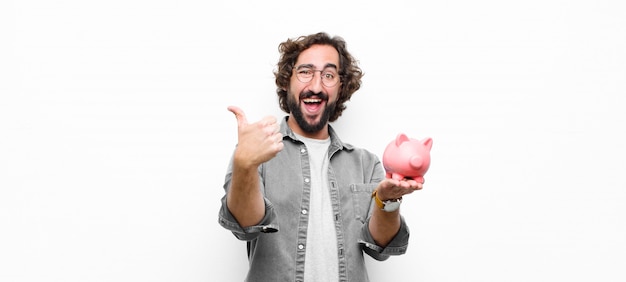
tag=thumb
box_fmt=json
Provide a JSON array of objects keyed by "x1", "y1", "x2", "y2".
[{"x1": 227, "y1": 105, "x2": 248, "y2": 127}]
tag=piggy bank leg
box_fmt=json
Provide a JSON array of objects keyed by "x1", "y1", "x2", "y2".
[
  {"x1": 414, "y1": 176, "x2": 425, "y2": 184},
  {"x1": 392, "y1": 173, "x2": 404, "y2": 181}
]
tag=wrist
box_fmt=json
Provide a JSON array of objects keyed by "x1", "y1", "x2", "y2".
[
  {"x1": 233, "y1": 149, "x2": 259, "y2": 170},
  {"x1": 371, "y1": 190, "x2": 402, "y2": 212}
]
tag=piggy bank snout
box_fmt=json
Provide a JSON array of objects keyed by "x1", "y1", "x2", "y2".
[{"x1": 410, "y1": 155, "x2": 424, "y2": 169}]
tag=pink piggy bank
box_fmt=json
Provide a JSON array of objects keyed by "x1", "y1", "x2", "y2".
[{"x1": 382, "y1": 133, "x2": 433, "y2": 183}]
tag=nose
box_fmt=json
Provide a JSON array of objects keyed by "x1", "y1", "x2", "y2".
[{"x1": 307, "y1": 71, "x2": 324, "y2": 93}]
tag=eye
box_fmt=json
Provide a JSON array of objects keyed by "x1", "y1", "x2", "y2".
[
  {"x1": 322, "y1": 71, "x2": 336, "y2": 80},
  {"x1": 298, "y1": 69, "x2": 313, "y2": 76}
]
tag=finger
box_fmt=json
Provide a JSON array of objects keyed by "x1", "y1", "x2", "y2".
[
  {"x1": 404, "y1": 179, "x2": 419, "y2": 187},
  {"x1": 274, "y1": 132, "x2": 284, "y2": 143},
  {"x1": 259, "y1": 116, "x2": 280, "y2": 135},
  {"x1": 275, "y1": 139, "x2": 285, "y2": 152},
  {"x1": 227, "y1": 105, "x2": 248, "y2": 127},
  {"x1": 416, "y1": 182, "x2": 424, "y2": 190},
  {"x1": 259, "y1": 115, "x2": 278, "y2": 127},
  {"x1": 409, "y1": 181, "x2": 423, "y2": 191}
]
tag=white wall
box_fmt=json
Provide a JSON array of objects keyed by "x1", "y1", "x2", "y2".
[{"x1": 2, "y1": 0, "x2": 625, "y2": 281}]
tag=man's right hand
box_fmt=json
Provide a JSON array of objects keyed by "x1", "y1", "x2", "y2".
[{"x1": 228, "y1": 106, "x2": 284, "y2": 168}]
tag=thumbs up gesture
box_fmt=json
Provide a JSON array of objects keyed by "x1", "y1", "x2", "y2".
[{"x1": 228, "y1": 106, "x2": 284, "y2": 168}]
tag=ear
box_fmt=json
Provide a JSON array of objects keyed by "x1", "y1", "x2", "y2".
[
  {"x1": 395, "y1": 133, "x2": 410, "y2": 146},
  {"x1": 422, "y1": 137, "x2": 433, "y2": 150}
]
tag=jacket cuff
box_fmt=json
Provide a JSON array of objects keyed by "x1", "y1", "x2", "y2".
[
  {"x1": 359, "y1": 216, "x2": 410, "y2": 261},
  {"x1": 218, "y1": 196, "x2": 279, "y2": 241}
]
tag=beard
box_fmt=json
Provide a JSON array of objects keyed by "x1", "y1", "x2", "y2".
[{"x1": 287, "y1": 91, "x2": 336, "y2": 134}]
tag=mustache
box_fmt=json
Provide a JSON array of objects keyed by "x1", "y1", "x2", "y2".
[{"x1": 300, "y1": 91, "x2": 328, "y2": 101}]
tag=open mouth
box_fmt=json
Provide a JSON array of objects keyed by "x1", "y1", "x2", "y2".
[{"x1": 302, "y1": 97, "x2": 325, "y2": 114}]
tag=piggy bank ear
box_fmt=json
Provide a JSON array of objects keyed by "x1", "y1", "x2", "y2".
[
  {"x1": 422, "y1": 137, "x2": 433, "y2": 150},
  {"x1": 395, "y1": 133, "x2": 410, "y2": 146}
]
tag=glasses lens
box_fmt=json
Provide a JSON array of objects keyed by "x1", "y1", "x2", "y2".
[
  {"x1": 321, "y1": 71, "x2": 338, "y2": 87},
  {"x1": 296, "y1": 69, "x2": 313, "y2": 83}
]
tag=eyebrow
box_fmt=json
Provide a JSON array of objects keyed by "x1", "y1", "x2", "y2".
[{"x1": 295, "y1": 63, "x2": 338, "y2": 70}]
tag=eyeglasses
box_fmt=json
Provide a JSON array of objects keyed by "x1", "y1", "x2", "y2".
[{"x1": 294, "y1": 66, "x2": 341, "y2": 87}]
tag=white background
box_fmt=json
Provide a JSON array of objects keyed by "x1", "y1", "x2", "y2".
[{"x1": 2, "y1": 0, "x2": 625, "y2": 281}]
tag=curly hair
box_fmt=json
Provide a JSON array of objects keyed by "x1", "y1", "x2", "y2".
[{"x1": 274, "y1": 32, "x2": 363, "y2": 122}]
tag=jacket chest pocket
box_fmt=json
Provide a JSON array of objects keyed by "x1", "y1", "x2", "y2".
[{"x1": 349, "y1": 184, "x2": 376, "y2": 223}]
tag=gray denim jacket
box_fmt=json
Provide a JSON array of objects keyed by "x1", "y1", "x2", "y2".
[{"x1": 219, "y1": 117, "x2": 410, "y2": 282}]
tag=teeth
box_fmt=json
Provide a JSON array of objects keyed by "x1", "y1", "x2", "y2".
[{"x1": 303, "y1": 98, "x2": 322, "y2": 103}]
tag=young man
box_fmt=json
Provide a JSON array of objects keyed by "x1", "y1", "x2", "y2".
[{"x1": 219, "y1": 32, "x2": 423, "y2": 282}]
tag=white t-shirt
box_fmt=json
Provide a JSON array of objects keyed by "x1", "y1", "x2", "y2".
[{"x1": 296, "y1": 134, "x2": 339, "y2": 282}]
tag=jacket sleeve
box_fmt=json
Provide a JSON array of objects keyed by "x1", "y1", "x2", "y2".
[{"x1": 217, "y1": 156, "x2": 279, "y2": 241}]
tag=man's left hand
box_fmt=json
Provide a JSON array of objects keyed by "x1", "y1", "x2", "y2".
[{"x1": 375, "y1": 178, "x2": 423, "y2": 201}]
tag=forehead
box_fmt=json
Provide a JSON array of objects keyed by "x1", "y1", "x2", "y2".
[{"x1": 295, "y1": 44, "x2": 340, "y2": 69}]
